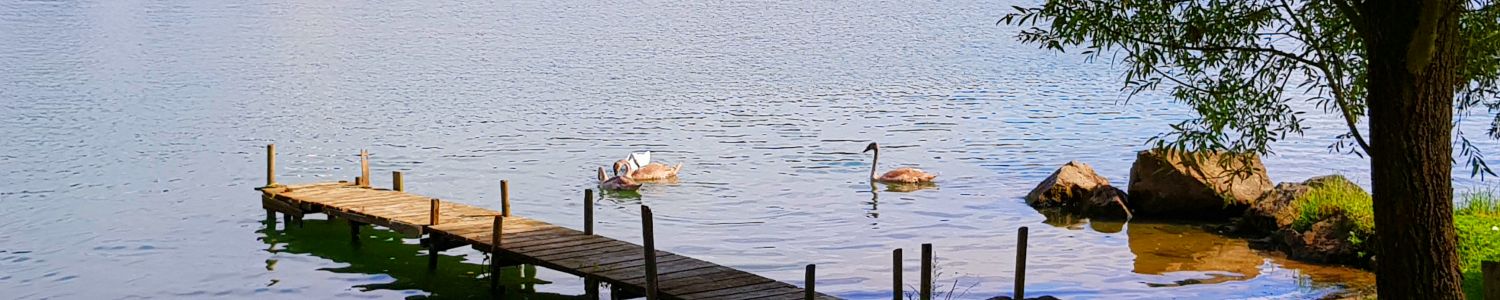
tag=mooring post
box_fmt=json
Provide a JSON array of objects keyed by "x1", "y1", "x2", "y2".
[
  {"x1": 501, "y1": 180, "x2": 511, "y2": 217},
  {"x1": 920, "y1": 243, "x2": 932, "y2": 300},
  {"x1": 430, "y1": 198, "x2": 441, "y2": 225},
  {"x1": 642, "y1": 205, "x2": 659, "y2": 300},
  {"x1": 893, "y1": 248, "x2": 902, "y2": 300},
  {"x1": 359, "y1": 150, "x2": 370, "y2": 187},
  {"x1": 584, "y1": 189, "x2": 594, "y2": 235},
  {"x1": 1016, "y1": 226, "x2": 1028, "y2": 300},
  {"x1": 805, "y1": 264, "x2": 816, "y2": 300},
  {"x1": 584, "y1": 277, "x2": 600, "y2": 300},
  {"x1": 490, "y1": 215, "x2": 504, "y2": 294},
  {"x1": 1484, "y1": 261, "x2": 1498, "y2": 300},
  {"x1": 392, "y1": 171, "x2": 403, "y2": 192},
  {"x1": 266, "y1": 144, "x2": 276, "y2": 187},
  {"x1": 427, "y1": 198, "x2": 441, "y2": 271}
]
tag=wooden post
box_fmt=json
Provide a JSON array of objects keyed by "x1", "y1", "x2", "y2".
[
  {"x1": 920, "y1": 243, "x2": 932, "y2": 300},
  {"x1": 392, "y1": 171, "x2": 403, "y2": 192},
  {"x1": 1484, "y1": 261, "x2": 1498, "y2": 300},
  {"x1": 893, "y1": 248, "x2": 902, "y2": 300},
  {"x1": 490, "y1": 215, "x2": 504, "y2": 294},
  {"x1": 584, "y1": 189, "x2": 594, "y2": 235},
  {"x1": 266, "y1": 209, "x2": 276, "y2": 225},
  {"x1": 642, "y1": 205, "x2": 658, "y2": 300},
  {"x1": 585, "y1": 277, "x2": 600, "y2": 300},
  {"x1": 1015, "y1": 226, "x2": 1029, "y2": 300},
  {"x1": 359, "y1": 150, "x2": 370, "y2": 187},
  {"x1": 426, "y1": 198, "x2": 442, "y2": 271},
  {"x1": 805, "y1": 264, "x2": 815, "y2": 300},
  {"x1": 349, "y1": 221, "x2": 362, "y2": 243},
  {"x1": 430, "y1": 198, "x2": 441, "y2": 225},
  {"x1": 354, "y1": 176, "x2": 361, "y2": 186},
  {"x1": 501, "y1": 180, "x2": 511, "y2": 217},
  {"x1": 266, "y1": 144, "x2": 276, "y2": 187}
]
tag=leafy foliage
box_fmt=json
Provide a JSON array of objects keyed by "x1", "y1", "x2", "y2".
[{"x1": 1000, "y1": 0, "x2": 1500, "y2": 176}]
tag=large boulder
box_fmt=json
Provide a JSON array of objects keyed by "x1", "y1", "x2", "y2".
[
  {"x1": 1026, "y1": 161, "x2": 1131, "y2": 219},
  {"x1": 1238, "y1": 175, "x2": 1351, "y2": 235},
  {"x1": 1126, "y1": 149, "x2": 1272, "y2": 219},
  {"x1": 1237, "y1": 182, "x2": 1310, "y2": 235}
]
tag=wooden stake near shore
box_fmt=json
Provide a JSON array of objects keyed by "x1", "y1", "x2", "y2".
[
  {"x1": 1015, "y1": 226, "x2": 1029, "y2": 300},
  {"x1": 805, "y1": 264, "x2": 816, "y2": 300},
  {"x1": 921, "y1": 243, "x2": 932, "y2": 300},
  {"x1": 584, "y1": 189, "x2": 594, "y2": 235},
  {"x1": 893, "y1": 248, "x2": 902, "y2": 300},
  {"x1": 642, "y1": 205, "x2": 659, "y2": 300}
]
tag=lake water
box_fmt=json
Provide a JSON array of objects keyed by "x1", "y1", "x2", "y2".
[{"x1": 3, "y1": 0, "x2": 1494, "y2": 299}]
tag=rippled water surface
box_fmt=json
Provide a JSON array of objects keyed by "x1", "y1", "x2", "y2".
[{"x1": 5, "y1": 0, "x2": 1496, "y2": 299}]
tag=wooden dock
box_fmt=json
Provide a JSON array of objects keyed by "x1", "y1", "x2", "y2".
[{"x1": 258, "y1": 145, "x2": 836, "y2": 300}]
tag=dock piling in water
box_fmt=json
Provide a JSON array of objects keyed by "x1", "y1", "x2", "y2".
[
  {"x1": 642, "y1": 205, "x2": 659, "y2": 300},
  {"x1": 1016, "y1": 226, "x2": 1028, "y2": 300},
  {"x1": 805, "y1": 264, "x2": 815, "y2": 300},
  {"x1": 490, "y1": 215, "x2": 504, "y2": 294},
  {"x1": 501, "y1": 180, "x2": 511, "y2": 217},
  {"x1": 392, "y1": 171, "x2": 403, "y2": 192},
  {"x1": 266, "y1": 144, "x2": 276, "y2": 187},
  {"x1": 921, "y1": 243, "x2": 932, "y2": 300},
  {"x1": 893, "y1": 248, "x2": 902, "y2": 300},
  {"x1": 584, "y1": 189, "x2": 594, "y2": 235},
  {"x1": 359, "y1": 150, "x2": 370, "y2": 187}
]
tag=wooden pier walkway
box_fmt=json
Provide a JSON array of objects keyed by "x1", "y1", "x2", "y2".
[{"x1": 258, "y1": 147, "x2": 836, "y2": 299}]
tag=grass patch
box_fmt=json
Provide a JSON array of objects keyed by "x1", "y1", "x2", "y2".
[
  {"x1": 1455, "y1": 190, "x2": 1500, "y2": 300},
  {"x1": 1281, "y1": 179, "x2": 1500, "y2": 298},
  {"x1": 1290, "y1": 176, "x2": 1375, "y2": 248}
]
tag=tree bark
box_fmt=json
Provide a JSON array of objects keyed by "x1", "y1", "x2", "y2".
[{"x1": 1359, "y1": 0, "x2": 1466, "y2": 298}]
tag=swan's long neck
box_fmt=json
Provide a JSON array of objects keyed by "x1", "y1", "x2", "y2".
[
  {"x1": 598, "y1": 168, "x2": 607, "y2": 183},
  {"x1": 870, "y1": 147, "x2": 880, "y2": 180}
]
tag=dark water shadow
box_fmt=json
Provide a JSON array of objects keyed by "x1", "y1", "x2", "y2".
[{"x1": 258, "y1": 219, "x2": 584, "y2": 299}]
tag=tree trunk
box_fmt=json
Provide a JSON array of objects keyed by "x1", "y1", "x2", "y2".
[{"x1": 1359, "y1": 0, "x2": 1465, "y2": 298}]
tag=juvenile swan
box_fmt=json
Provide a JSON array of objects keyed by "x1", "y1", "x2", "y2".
[
  {"x1": 615, "y1": 158, "x2": 682, "y2": 180},
  {"x1": 863, "y1": 142, "x2": 936, "y2": 183},
  {"x1": 598, "y1": 167, "x2": 642, "y2": 191}
]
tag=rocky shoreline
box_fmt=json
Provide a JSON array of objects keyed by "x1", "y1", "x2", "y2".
[{"x1": 1025, "y1": 149, "x2": 1376, "y2": 270}]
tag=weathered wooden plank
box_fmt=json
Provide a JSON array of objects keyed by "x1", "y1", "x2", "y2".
[
  {"x1": 501, "y1": 232, "x2": 602, "y2": 251},
  {"x1": 261, "y1": 197, "x2": 303, "y2": 215},
  {"x1": 676, "y1": 281, "x2": 792, "y2": 299},
  {"x1": 511, "y1": 235, "x2": 620, "y2": 254},
  {"x1": 659, "y1": 270, "x2": 769, "y2": 295},
  {"x1": 620, "y1": 260, "x2": 723, "y2": 281},
  {"x1": 595, "y1": 258, "x2": 720, "y2": 282},
  {"x1": 737, "y1": 289, "x2": 807, "y2": 300}
]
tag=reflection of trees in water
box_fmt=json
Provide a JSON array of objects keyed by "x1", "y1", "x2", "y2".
[{"x1": 257, "y1": 219, "x2": 582, "y2": 299}]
